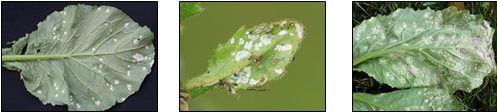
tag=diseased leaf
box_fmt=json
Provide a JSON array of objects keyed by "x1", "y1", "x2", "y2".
[
  {"x1": 352, "y1": 7, "x2": 496, "y2": 93},
  {"x1": 353, "y1": 88, "x2": 464, "y2": 111},
  {"x1": 1, "y1": 4, "x2": 155, "y2": 111},
  {"x1": 180, "y1": 20, "x2": 305, "y2": 97}
]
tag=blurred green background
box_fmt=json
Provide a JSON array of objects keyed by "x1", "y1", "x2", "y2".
[{"x1": 180, "y1": 2, "x2": 325, "y2": 111}]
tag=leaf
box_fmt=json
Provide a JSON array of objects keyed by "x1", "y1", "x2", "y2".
[
  {"x1": 180, "y1": 2, "x2": 203, "y2": 24},
  {"x1": 180, "y1": 20, "x2": 305, "y2": 97},
  {"x1": 353, "y1": 87, "x2": 464, "y2": 111},
  {"x1": 352, "y1": 7, "x2": 496, "y2": 93},
  {"x1": 1, "y1": 4, "x2": 155, "y2": 111}
]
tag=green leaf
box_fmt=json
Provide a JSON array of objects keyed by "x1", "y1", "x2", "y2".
[
  {"x1": 1, "y1": 4, "x2": 155, "y2": 111},
  {"x1": 353, "y1": 87, "x2": 464, "y2": 111},
  {"x1": 180, "y1": 2, "x2": 203, "y2": 24},
  {"x1": 180, "y1": 20, "x2": 305, "y2": 97},
  {"x1": 353, "y1": 7, "x2": 496, "y2": 93}
]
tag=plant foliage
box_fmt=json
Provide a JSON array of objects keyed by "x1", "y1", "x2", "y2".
[{"x1": 1, "y1": 4, "x2": 155, "y2": 111}]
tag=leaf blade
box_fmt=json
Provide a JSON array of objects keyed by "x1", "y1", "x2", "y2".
[
  {"x1": 353, "y1": 6, "x2": 496, "y2": 92},
  {"x1": 2, "y1": 4, "x2": 155, "y2": 111}
]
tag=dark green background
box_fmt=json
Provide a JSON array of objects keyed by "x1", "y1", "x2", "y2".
[{"x1": 180, "y1": 2, "x2": 325, "y2": 111}]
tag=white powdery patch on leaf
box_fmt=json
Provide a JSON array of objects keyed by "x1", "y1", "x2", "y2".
[
  {"x1": 260, "y1": 35, "x2": 272, "y2": 45},
  {"x1": 231, "y1": 38, "x2": 235, "y2": 44},
  {"x1": 279, "y1": 21, "x2": 287, "y2": 27},
  {"x1": 249, "y1": 79, "x2": 258, "y2": 85},
  {"x1": 279, "y1": 30, "x2": 288, "y2": 36},
  {"x1": 133, "y1": 53, "x2": 145, "y2": 61},
  {"x1": 248, "y1": 35, "x2": 259, "y2": 40},
  {"x1": 275, "y1": 69, "x2": 283, "y2": 74},
  {"x1": 239, "y1": 38, "x2": 245, "y2": 44},
  {"x1": 295, "y1": 23, "x2": 304, "y2": 38},
  {"x1": 244, "y1": 41, "x2": 253, "y2": 50},
  {"x1": 275, "y1": 44, "x2": 292, "y2": 51},
  {"x1": 114, "y1": 79, "x2": 120, "y2": 84},
  {"x1": 127, "y1": 84, "x2": 132, "y2": 90},
  {"x1": 244, "y1": 66, "x2": 251, "y2": 77},
  {"x1": 254, "y1": 42, "x2": 263, "y2": 51},
  {"x1": 235, "y1": 50, "x2": 250, "y2": 61},
  {"x1": 237, "y1": 76, "x2": 249, "y2": 84}
]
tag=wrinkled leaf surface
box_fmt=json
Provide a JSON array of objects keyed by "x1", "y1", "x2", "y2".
[{"x1": 353, "y1": 7, "x2": 496, "y2": 92}]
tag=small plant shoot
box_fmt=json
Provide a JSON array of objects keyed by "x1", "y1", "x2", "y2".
[
  {"x1": 353, "y1": 6, "x2": 496, "y2": 111},
  {"x1": 180, "y1": 20, "x2": 306, "y2": 100}
]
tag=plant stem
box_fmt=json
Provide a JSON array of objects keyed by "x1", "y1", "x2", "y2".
[
  {"x1": 353, "y1": 93, "x2": 390, "y2": 111},
  {"x1": 2, "y1": 55, "x2": 69, "y2": 61}
]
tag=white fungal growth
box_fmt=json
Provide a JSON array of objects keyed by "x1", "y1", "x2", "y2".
[
  {"x1": 278, "y1": 30, "x2": 288, "y2": 36},
  {"x1": 127, "y1": 71, "x2": 131, "y2": 76},
  {"x1": 254, "y1": 42, "x2": 263, "y2": 51},
  {"x1": 98, "y1": 7, "x2": 101, "y2": 10},
  {"x1": 244, "y1": 66, "x2": 251, "y2": 77},
  {"x1": 142, "y1": 67, "x2": 147, "y2": 71},
  {"x1": 275, "y1": 69, "x2": 283, "y2": 74},
  {"x1": 139, "y1": 35, "x2": 143, "y2": 38},
  {"x1": 114, "y1": 79, "x2": 120, "y2": 84},
  {"x1": 110, "y1": 85, "x2": 114, "y2": 91},
  {"x1": 231, "y1": 38, "x2": 235, "y2": 44},
  {"x1": 238, "y1": 38, "x2": 245, "y2": 44},
  {"x1": 260, "y1": 35, "x2": 272, "y2": 45},
  {"x1": 77, "y1": 103, "x2": 81, "y2": 108},
  {"x1": 295, "y1": 23, "x2": 304, "y2": 38},
  {"x1": 244, "y1": 41, "x2": 253, "y2": 50},
  {"x1": 105, "y1": 23, "x2": 108, "y2": 26},
  {"x1": 64, "y1": 31, "x2": 67, "y2": 35},
  {"x1": 128, "y1": 65, "x2": 131, "y2": 68},
  {"x1": 237, "y1": 76, "x2": 249, "y2": 84},
  {"x1": 99, "y1": 58, "x2": 103, "y2": 61},
  {"x1": 56, "y1": 94, "x2": 59, "y2": 97},
  {"x1": 248, "y1": 35, "x2": 259, "y2": 40},
  {"x1": 145, "y1": 45, "x2": 149, "y2": 49},
  {"x1": 114, "y1": 38, "x2": 117, "y2": 42},
  {"x1": 245, "y1": 31, "x2": 249, "y2": 34},
  {"x1": 249, "y1": 79, "x2": 258, "y2": 85},
  {"x1": 408, "y1": 64, "x2": 419, "y2": 75},
  {"x1": 124, "y1": 22, "x2": 129, "y2": 27},
  {"x1": 127, "y1": 84, "x2": 132, "y2": 90},
  {"x1": 279, "y1": 21, "x2": 287, "y2": 27},
  {"x1": 232, "y1": 52, "x2": 235, "y2": 56},
  {"x1": 62, "y1": 90, "x2": 65, "y2": 93},
  {"x1": 133, "y1": 53, "x2": 145, "y2": 61},
  {"x1": 62, "y1": 20, "x2": 66, "y2": 23},
  {"x1": 53, "y1": 27, "x2": 57, "y2": 31},
  {"x1": 275, "y1": 44, "x2": 292, "y2": 51},
  {"x1": 379, "y1": 58, "x2": 387, "y2": 64},
  {"x1": 106, "y1": 8, "x2": 109, "y2": 13},
  {"x1": 235, "y1": 50, "x2": 250, "y2": 62},
  {"x1": 99, "y1": 70, "x2": 102, "y2": 73},
  {"x1": 95, "y1": 100, "x2": 100, "y2": 106},
  {"x1": 37, "y1": 90, "x2": 41, "y2": 93},
  {"x1": 133, "y1": 39, "x2": 139, "y2": 44}
]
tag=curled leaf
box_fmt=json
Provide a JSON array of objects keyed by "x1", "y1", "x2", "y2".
[{"x1": 180, "y1": 20, "x2": 305, "y2": 97}]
